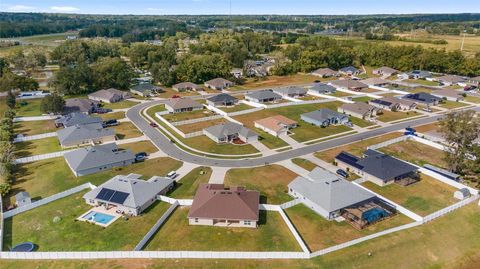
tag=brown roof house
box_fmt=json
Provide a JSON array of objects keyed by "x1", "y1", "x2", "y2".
[
  {"x1": 312, "y1": 68, "x2": 340, "y2": 78},
  {"x1": 254, "y1": 115, "x2": 298, "y2": 136},
  {"x1": 369, "y1": 96, "x2": 416, "y2": 111},
  {"x1": 88, "y1": 88, "x2": 130, "y2": 103},
  {"x1": 329, "y1": 79, "x2": 368, "y2": 91},
  {"x1": 64, "y1": 98, "x2": 100, "y2": 114},
  {"x1": 164, "y1": 98, "x2": 203, "y2": 113},
  {"x1": 338, "y1": 102, "x2": 382, "y2": 120},
  {"x1": 188, "y1": 183, "x2": 260, "y2": 228},
  {"x1": 360, "y1": 77, "x2": 390, "y2": 87},
  {"x1": 431, "y1": 89, "x2": 465, "y2": 102},
  {"x1": 372, "y1": 67, "x2": 399, "y2": 77},
  {"x1": 172, "y1": 82, "x2": 203, "y2": 92},
  {"x1": 434, "y1": 75, "x2": 467, "y2": 86},
  {"x1": 204, "y1": 78, "x2": 234, "y2": 90}
]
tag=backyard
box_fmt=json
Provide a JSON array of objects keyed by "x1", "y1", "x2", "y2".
[
  {"x1": 379, "y1": 140, "x2": 448, "y2": 168},
  {"x1": 377, "y1": 110, "x2": 420, "y2": 122},
  {"x1": 219, "y1": 103, "x2": 255, "y2": 113},
  {"x1": 14, "y1": 137, "x2": 62, "y2": 157},
  {"x1": 230, "y1": 74, "x2": 318, "y2": 91},
  {"x1": 162, "y1": 109, "x2": 215, "y2": 123},
  {"x1": 15, "y1": 98, "x2": 44, "y2": 117},
  {"x1": 175, "y1": 118, "x2": 227, "y2": 134},
  {"x1": 114, "y1": 122, "x2": 143, "y2": 139},
  {"x1": 14, "y1": 120, "x2": 57, "y2": 136},
  {"x1": 101, "y1": 100, "x2": 138, "y2": 110},
  {"x1": 169, "y1": 167, "x2": 212, "y2": 199}
]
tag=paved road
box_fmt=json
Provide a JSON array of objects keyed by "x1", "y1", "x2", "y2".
[{"x1": 127, "y1": 100, "x2": 480, "y2": 168}]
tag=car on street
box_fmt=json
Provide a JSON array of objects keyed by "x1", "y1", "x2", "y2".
[
  {"x1": 150, "y1": 122, "x2": 158, "y2": 127},
  {"x1": 336, "y1": 169, "x2": 349, "y2": 178}
]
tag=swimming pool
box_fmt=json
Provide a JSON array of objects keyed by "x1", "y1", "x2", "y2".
[{"x1": 82, "y1": 211, "x2": 116, "y2": 225}]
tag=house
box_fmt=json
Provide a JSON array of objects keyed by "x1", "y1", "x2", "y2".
[
  {"x1": 206, "y1": 93, "x2": 239, "y2": 107},
  {"x1": 245, "y1": 90, "x2": 282, "y2": 103},
  {"x1": 164, "y1": 98, "x2": 203, "y2": 113},
  {"x1": 308, "y1": 83, "x2": 336, "y2": 95},
  {"x1": 360, "y1": 77, "x2": 390, "y2": 87},
  {"x1": 172, "y1": 82, "x2": 203, "y2": 92},
  {"x1": 204, "y1": 78, "x2": 234, "y2": 90},
  {"x1": 83, "y1": 174, "x2": 175, "y2": 216},
  {"x1": 431, "y1": 89, "x2": 465, "y2": 102},
  {"x1": 203, "y1": 122, "x2": 258, "y2": 144},
  {"x1": 400, "y1": 70, "x2": 432, "y2": 80},
  {"x1": 339, "y1": 66, "x2": 361, "y2": 76},
  {"x1": 57, "y1": 123, "x2": 116, "y2": 148},
  {"x1": 54, "y1": 113, "x2": 102, "y2": 128},
  {"x1": 88, "y1": 88, "x2": 130, "y2": 103},
  {"x1": 130, "y1": 83, "x2": 163, "y2": 97},
  {"x1": 403, "y1": 92, "x2": 441, "y2": 106},
  {"x1": 338, "y1": 102, "x2": 382, "y2": 120},
  {"x1": 230, "y1": 68, "x2": 243, "y2": 79},
  {"x1": 369, "y1": 96, "x2": 416, "y2": 111},
  {"x1": 188, "y1": 183, "x2": 260, "y2": 228},
  {"x1": 15, "y1": 191, "x2": 32, "y2": 207},
  {"x1": 329, "y1": 79, "x2": 368, "y2": 91},
  {"x1": 288, "y1": 168, "x2": 377, "y2": 220},
  {"x1": 311, "y1": 68, "x2": 340, "y2": 78},
  {"x1": 372, "y1": 67, "x2": 399, "y2": 77},
  {"x1": 254, "y1": 115, "x2": 298, "y2": 136},
  {"x1": 468, "y1": 76, "x2": 480, "y2": 86},
  {"x1": 301, "y1": 109, "x2": 350, "y2": 127},
  {"x1": 335, "y1": 149, "x2": 419, "y2": 186},
  {"x1": 244, "y1": 60, "x2": 270, "y2": 77},
  {"x1": 64, "y1": 143, "x2": 135, "y2": 177},
  {"x1": 273, "y1": 86, "x2": 308, "y2": 98},
  {"x1": 64, "y1": 98, "x2": 100, "y2": 114},
  {"x1": 435, "y1": 75, "x2": 466, "y2": 86}
]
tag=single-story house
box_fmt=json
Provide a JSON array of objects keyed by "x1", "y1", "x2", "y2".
[
  {"x1": 83, "y1": 173, "x2": 175, "y2": 216},
  {"x1": 360, "y1": 77, "x2": 390, "y2": 87},
  {"x1": 206, "y1": 93, "x2": 238, "y2": 107},
  {"x1": 301, "y1": 108, "x2": 350, "y2": 127},
  {"x1": 88, "y1": 88, "x2": 130, "y2": 103},
  {"x1": 245, "y1": 90, "x2": 282, "y2": 103},
  {"x1": 431, "y1": 89, "x2": 465, "y2": 102},
  {"x1": 64, "y1": 98, "x2": 100, "y2": 114},
  {"x1": 288, "y1": 168, "x2": 377, "y2": 220},
  {"x1": 398, "y1": 70, "x2": 432, "y2": 80},
  {"x1": 339, "y1": 66, "x2": 361, "y2": 76},
  {"x1": 188, "y1": 183, "x2": 260, "y2": 228},
  {"x1": 203, "y1": 122, "x2": 258, "y2": 144},
  {"x1": 55, "y1": 113, "x2": 102, "y2": 128},
  {"x1": 329, "y1": 79, "x2": 368, "y2": 91},
  {"x1": 468, "y1": 76, "x2": 480, "y2": 86},
  {"x1": 204, "y1": 78, "x2": 234, "y2": 90},
  {"x1": 15, "y1": 191, "x2": 32, "y2": 207},
  {"x1": 130, "y1": 83, "x2": 163, "y2": 97},
  {"x1": 338, "y1": 102, "x2": 382, "y2": 120},
  {"x1": 434, "y1": 75, "x2": 467, "y2": 86},
  {"x1": 172, "y1": 82, "x2": 203, "y2": 92},
  {"x1": 164, "y1": 98, "x2": 203, "y2": 113},
  {"x1": 372, "y1": 66, "x2": 399, "y2": 77},
  {"x1": 402, "y1": 92, "x2": 442, "y2": 106},
  {"x1": 335, "y1": 149, "x2": 419, "y2": 186},
  {"x1": 57, "y1": 123, "x2": 116, "y2": 148},
  {"x1": 312, "y1": 68, "x2": 340, "y2": 78},
  {"x1": 64, "y1": 143, "x2": 135, "y2": 177},
  {"x1": 368, "y1": 96, "x2": 416, "y2": 111},
  {"x1": 273, "y1": 86, "x2": 308, "y2": 98},
  {"x1": 254, "y1": 115, "x2": 298, "y2": 136},
  {"x1": 231, "y1": 68, "x2": 243, "y2": 79},
  {"x1": 308, "y1": 83, "x2": 337, "y2": 95}
]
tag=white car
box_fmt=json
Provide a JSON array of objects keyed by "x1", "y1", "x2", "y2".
[{"x1": 166, "y1": 171, "x2": 177, "y2": 179}]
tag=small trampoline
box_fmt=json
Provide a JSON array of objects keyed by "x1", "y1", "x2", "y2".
[{"x1": 11, "y1": 242, "x2": 35, "y2": 252}]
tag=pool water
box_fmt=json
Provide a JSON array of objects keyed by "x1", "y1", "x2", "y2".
[{"x1": 82, "y1": 211, "x2": 116, "y2": 225}]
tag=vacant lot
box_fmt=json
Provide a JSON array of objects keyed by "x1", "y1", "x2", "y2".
[
  {"x1": 156, "y1": 87, "x2": 200, "y2": 99},
  {"x1": 377, "y1": 110, "x2": 420, "y2": 122},
  {"x1": 285, "y1": 204, "x2": 412, "y2": 251},
  {"x1": 362, "y1": 175, "x2": 457, "y2": 216},
  {"x1": 225, "y1": 165, "x2": 298, "y2": 204},
  {"x1": 16, "y1": 98, "x2": 44, "y2": 117},
  {"x1": 3, "y1": 191, "x2": 171, "y2": 251},
  {"x1": 176, "y1": 118, "x2": 226, "y2": 134},
  {"x1": 291, "y1": 158, "x2": 317, "y2": 171},
  {"x1": 230, "y1": 74, "x2": 318, "y2": 91},
  {"x1": 14, "y1": 120, "x2": 57, "y2": 136},
  {"x1": 114, "y1": 122, "x2": 143, "y2": 139},
  {"x1": 14, "y1": 137, "x2": 62, "y2": 157},
  {"x1": 101, "y1": 100, "x2": 138, "y2": 110},
  {"x1": 118, "y1": 140, "x2": 158, "y2": 154},
  {"x1": 404, "y1": 79, "x2": 440, "y2": 86},
  {"x1": 437, "y1": 100, "x2": 469, "y2": 109},
  {"x1": 162, "y1": 109, "x2": 215, "y2": 123},
  {"x1": 169, "y1": 167, "x2": 212, "y2": 199},
  {"x1": 380, "y1": 140, "x2": 447, "y2": 168},
  {"x1": 97, "y1": 111, "x2": 125, "y2": 121},
  {"x1": 145, "y1": 207, "x2": 301, "y2": 251}
]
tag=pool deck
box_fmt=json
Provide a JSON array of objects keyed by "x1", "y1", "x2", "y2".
[{"x1": 77, "y1": 206, "x2": 122, "y2": 227}]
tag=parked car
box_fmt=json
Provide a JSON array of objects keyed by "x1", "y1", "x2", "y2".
[
  {"x1": 167, "y1": 171, "x2": 177, "y2": 179},
  {"x1": 150, "y1": 122, "x2": 158, "y2": 127},
  {"x1": 421, "y1": 107, "x2": 433, "y2": 112},
  {"x1": 172, "y1": 94, "x2": 181, "y2": 98},
  {"x1": 405, "y1": 127, "x2": 416, "y2": 133},
  {"x1": 96, "y1": 108, "x2": 112, "y2": 114},
  {"x1": 135, "y1": 152, "x2": 148, "y2": 162},
  {"x1": 336, "y1": 169, "x2": 349, "y2": 178},
  {"x1": 102, "y1": 119, "x2": 119, "y2": 127}
]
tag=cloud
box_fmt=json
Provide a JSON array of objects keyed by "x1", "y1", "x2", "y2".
[
  {"x1": 146, "y1": 8, "x2": 165, "y2": 11},
  {"x1": 50, "y1": 6, "x2": 80, "y2": 12},
  {"x1": 8, "y1": 5, "x2": 36, "y2": 12}
]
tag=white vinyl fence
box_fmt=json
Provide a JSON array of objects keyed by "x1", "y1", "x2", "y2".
[
  {"x1": 227, "y1": 107, "x2": 263, "y2": 117},
  {"x1": 423, "y1": 195, "x2": 479, "y2": 223},
  {"x1": 367, "y1": 135, "x2": 408, "y2": 150},
  {"x1": 171, "y1": 115, "x2": 223, "y2": 126},
  {"x1": 280, "y1": 199, "x2": 301, "y2": 209},
  {"x1": 155, "y1": 112, "x2": 203, "y2": 138},
  {"x1": 14, "y1": 132, "x2": 57, "y2": 143},
  {"x1": 14, "y1": 150, "x2": 74, "y2": 164}
]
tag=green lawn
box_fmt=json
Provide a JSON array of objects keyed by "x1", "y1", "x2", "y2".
[
  {"x1": 3, "y1": 191, "x2": 172, "y2": 251},
  {"x1": 352, "y1": 96, "x2": 373, "y2": 103},
  {"x1": 16, "y1": 98, "x2": 44, "y2": 117},
  {"x1": 404, "y1": 79, "x2": 440, "y2": 86},
  {"x1": 162, "y1": 109, "x2": 215, "y2": 123},
  {"x1": 101, "y1": 100, "x2": 138, "y2": 110},
  {"x1": 144, "y1": 207, "x2": 301, "y2": 251},
  {"x1": 256, "y1": 129, "x2": 289, "y2": 149},
  {"x1": 220, "y1": 103, "x2": 254, "y2": 113},
  {"x1": 291, "y1": 158, "x2": 317, "y2": 171},
  {"x1": 146, "y1": 104, "x2": 166, "y2": 117},
  {"x1": 117, "y1": 140, "x2": 158, "y2": 154},
  {"x1": 331, "y1": 91, "x2": 353, "y2": 97},
  {"x1": 14, "y1": 137, "x2": 62, "y2": 157},
  {"x1": 349, "y1": 116, "x2": 374, "y2": 127},
  {"x1": 225, "y1": 165, "x2": 298, "y2": 204},
  {"x1": 175, "y1": 118, "x2": 226, "y2": 134},
  {"x1": 465, "y1": 95, "x2": 480, "y2": 104},
  {"x1": 0, "y1": 97, "x2": 7, "y2": 116},
  {"x1": 379, "y1": 140, "x2": 448, "y2": 169},
  {"x1": 169, "y1": 166, "x2": 212, "y2": 199},
  {"x1": 97, "y1": 111, "x2": 125, "y2": 121},
  {"x1": 14, "y1": 120, "x2": 57, "y2": 136},
  {"x1": 377, "y1": 110, "x2": 420, "y2": 122},
  {"x1": 362, "y1": 175, "x2": 457, "y2": 216},
  {"x1": 114, "y1": 122, "x2": 143, "y2": 139},
  {"x1": 437, "y1": 100, "x2": 468, "y2": 109}
]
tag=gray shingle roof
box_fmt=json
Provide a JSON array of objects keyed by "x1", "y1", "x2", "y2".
[
  {"x1": 64, "y1": 98, "x2": 99, "y2": 113},
  {"x1": 204, "y1": 122, "x2": 257, "y2": 139},
  {"x1": 131, "y1": 83, "x2": 162, "y2": 93},
  {"x1": 207, "y1": 93, "x2": 238, "y2": 103},
  {"x1": 57, "y1": 123, "x2": 114, "y2": 146},
  {"x1": 172, "y1": 82, "x2": 202, "y2": 90},
  {"x1": 54, "y1": 113, "x2": 102, "y2": 128},
  {"x1": 15, "y1": 191, "x2": 30, "y2": 200},
  {"x1": 64, "y1": 143, "x2": 135, "y2": 172},
  {"x1": 164, "y1": 98, "x2": 203, "y2": 110},
  {"x1": 330, "y1": 79, "x2": 368, "y2": 89},
  {"x1": 339, "y1": 66, "x2": 360, "y2": 73},
  {"x1": 289, "y1": 168, "x2": 375, "y2": 212},
  {"x1": 302, "y1": 108, "x2": 347, "y2": 122},
  {"x1": 88, "y1": 88, "x2": 129, "y2": 101},
  {"x1": 205, "y1": 78, "x2": 233, "y2": 88},
  {"x1": 273, "y1": 86, "x2": 307, "y2": 96},
  {"x1": 245, "y1": 90, "x2": 282, "y2": 100},
  {"x1": 356, "y1": 149, "x2": 418, "y2": 182},
  {"x1": 309, "y1": 83, "x2": 336, "y2": 94}
]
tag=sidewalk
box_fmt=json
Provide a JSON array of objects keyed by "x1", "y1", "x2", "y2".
[
  {"x1": 276, "y1": 160, "x2": 310, "y2": 178},
  {"x1": 116, "y1": 135, "x2": 148, "y2": 145},
  {"x1": 250, "y1": 141, "x2": 276, "y2": 156},
  {"x1": 278, "y1": 133, "x2": 303, "y2": 149},
  {"x1": 173, "y1": 162, "x2": 201, "y2": 182},
  {"x1": 302, "y1": 153, "x2": 338, "y2": 174}
]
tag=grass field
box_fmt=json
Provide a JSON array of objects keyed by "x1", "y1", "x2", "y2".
[
  {"x1": 377, "y1": 110, "x2": 420, "y2": 122},
  {"x1": 162, "y1": 109, "x2": 215, "y2": 123},
  {"x1": 404, "y1": 79, "x2": 440, "y2": 86},
  {"x1": 291, "y1": 158, "x2": 317, "y2": 171},
  {"x1": 3, "y1": 191, "x2": 171, "y2": 251},
  {"x1": 169, "y1": 167, "x2": 212, "y2": 199},
  {"x1": 16, "y1": 98, "x2": 44, "y2": 117},
  {"x1": 224, "y1": 165, "x2": 298, "y2": 204},
  {"x1": 145, "y1": 207, "x2": 301, "y2": 251},
  {"x1": 175, "y1": 118, "x2": 226, "y2": 133},
  {"x1": 285, "y1": 204, "x2": 413, "y2": 251},
  {"x1": 117, "y1": 140, "x2": 158, "y2": 154},
  {"x1": 351, "y1": 96, "x2": 373, "y2": 102},
  {"x1": 380, "y1": 140, "x2": 447, "y2": 168},
  {"x1": 465, "y1": 95, "x2": 480, "y2": 104},
  {"x1": 255, "y1": 129, "x2": 289, "y2": 149},
  {"x1": 101, "y1": 100, "x2": 138, "y2": 110},
  {"x1": 14, "y1": 137, "x2": 62, "y2": 157},
  {"x1": 97, "y1": 111, "x2": 125, "y2": 121},
  {"x1": 349, "y1": 116, "x2": 374, "y2": 128},
  {"x1": 230, "y1": 74, "x2": 318, "y2": 91},
  {"x1": 331, "y1": 91, "x2": 353, "y2": 97},
  {"x1": 362, "y1": 175, "x2": 457, "y2": 216},
  {"x1": 114, "y1": 122, "x2": 143, "y2": 139},
  {"x1": 155, "y1": 87, "x2": 200, "y2": 98},
  {"x1": 14, "y1": 120, "x2": 57, "y2": 136},
  {"x1": 437, "y1": 100, "x2": 469, "y2": 109},
  {"x1": 220, "y1": 103, "x2": 255, "y2": 113}
]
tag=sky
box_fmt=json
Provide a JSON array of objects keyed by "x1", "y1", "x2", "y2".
[{"x1": 1, "y1": 0, "x2": 479, "y2": 15}]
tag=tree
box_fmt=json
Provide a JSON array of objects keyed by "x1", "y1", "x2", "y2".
[
  {"x1": 41, "y1": 93, "x2": 65, "y2": 114},
  {"x1": 51, "y1": 61, "x2": 93, "y2": 95},
  {"x1": 0, "y1": 141, "x2": 15, "y2": 195},
  {"x1": 151, "y1": 61, "x2": 177, "y2": 87},
  {"x1": 175, "y1": 54, "x2": 232, "y2": 84},
  {"x1": 91, "y1": 57, "x2": 134, "y2": 90},
  {"x1": 6, "y1": 90, "x2": 15, "y2": 109}
]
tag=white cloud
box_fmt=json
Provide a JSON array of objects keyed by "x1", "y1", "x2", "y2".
[
  {"x1": 50, "y1": 6, "x2": 80, "y2": 12},
  {"x1": 147, "y1": 8, "x2": 165, "y2": 11},
  {"x1": 8, "y1": 5, "x2": 36, "y2": 12}
]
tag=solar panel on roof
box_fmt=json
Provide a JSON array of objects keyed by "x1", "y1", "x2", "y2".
[
  {"x1": 110, "y1": 191, "x2": 129, "y2": 205},
  {"x1": 336, "y1": 152, "x2": 364, "y2": 169},
  {"x1": 371, "y1": 99, "x2": 392, "y2": 106},
  {"x1": 96, "y1": 188, "x2": 115, "y2": 201}
]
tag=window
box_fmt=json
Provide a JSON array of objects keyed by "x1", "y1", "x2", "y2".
[
  {"x1": 244, "y1": 220, "x2": 251, "y2": 225},
  {"x1": 195, "y1": 218, "x2": 198, "y2": 223}
]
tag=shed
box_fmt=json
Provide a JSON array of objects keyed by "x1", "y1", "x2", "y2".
[{"x1": 454, "y1": 188, "x2": 471, "y2": 200}]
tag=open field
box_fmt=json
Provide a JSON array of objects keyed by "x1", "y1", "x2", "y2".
[
  {"x1": 101, "y1": 100, "x2": 138, "y2": 110},
  {"x1": 117, "y1": 140, "x2": 158, "y2": 154},
  {"x1": 3, "y1": 191, "x2": 171, "y2": 251},
  {"x1": 5, "y1": 157, "x2": 182, "y2": 206},
  {"x1": 145, "y1": 207, "x2": 301, "y2": 251},
  {"x1": 331, "y1": 91, "x2": 353, "y2": 97},
  {"x1": 404, "y1": 79, "x2": 440, "y2": 86},
  {"x1": 169, "y1": 167, "x2": 212, "y2": 199},
  {"x1": 380, "y1": 140, "x2": 447, "y2": 168},
  {"x1": 16, "y1": 98, "x2": 44, "y2": 117},
  {"x1": 407, "y1": 86, "x2": 433, "y2": 93},
  {"x1": 14, "y1": 120, "x2": 57, "y2": 136},
  {"x1": 230, "y1": 74, "x2": 318, "y2": 91},
  {"x1": 291, "y1": 158, "x2": 317, "y2": 171},
  {"x1": 162, "y1": 109, "x2": 215, "y2": 123},
  {"x1": 362, "y1": 175, "x2": 457, "y2": 216},
  {"x1": 14, "y1": 137, "x2": 61, "y2": 157},
  {"x1": 377, "y1": 110, "x2": 420, "y2": 122},
  {"x1": 175, "y1": 118, "x2": 226, "y2": 133},
  {"x1": 285, "y1": 204, "x2": 413, "y2": 251},
  {"x1": 225, "y1": 165, "x2": 298, "y2": 204},
  {"x1": 114, "y1": 122, "x2": 143, "y2": 139}
]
